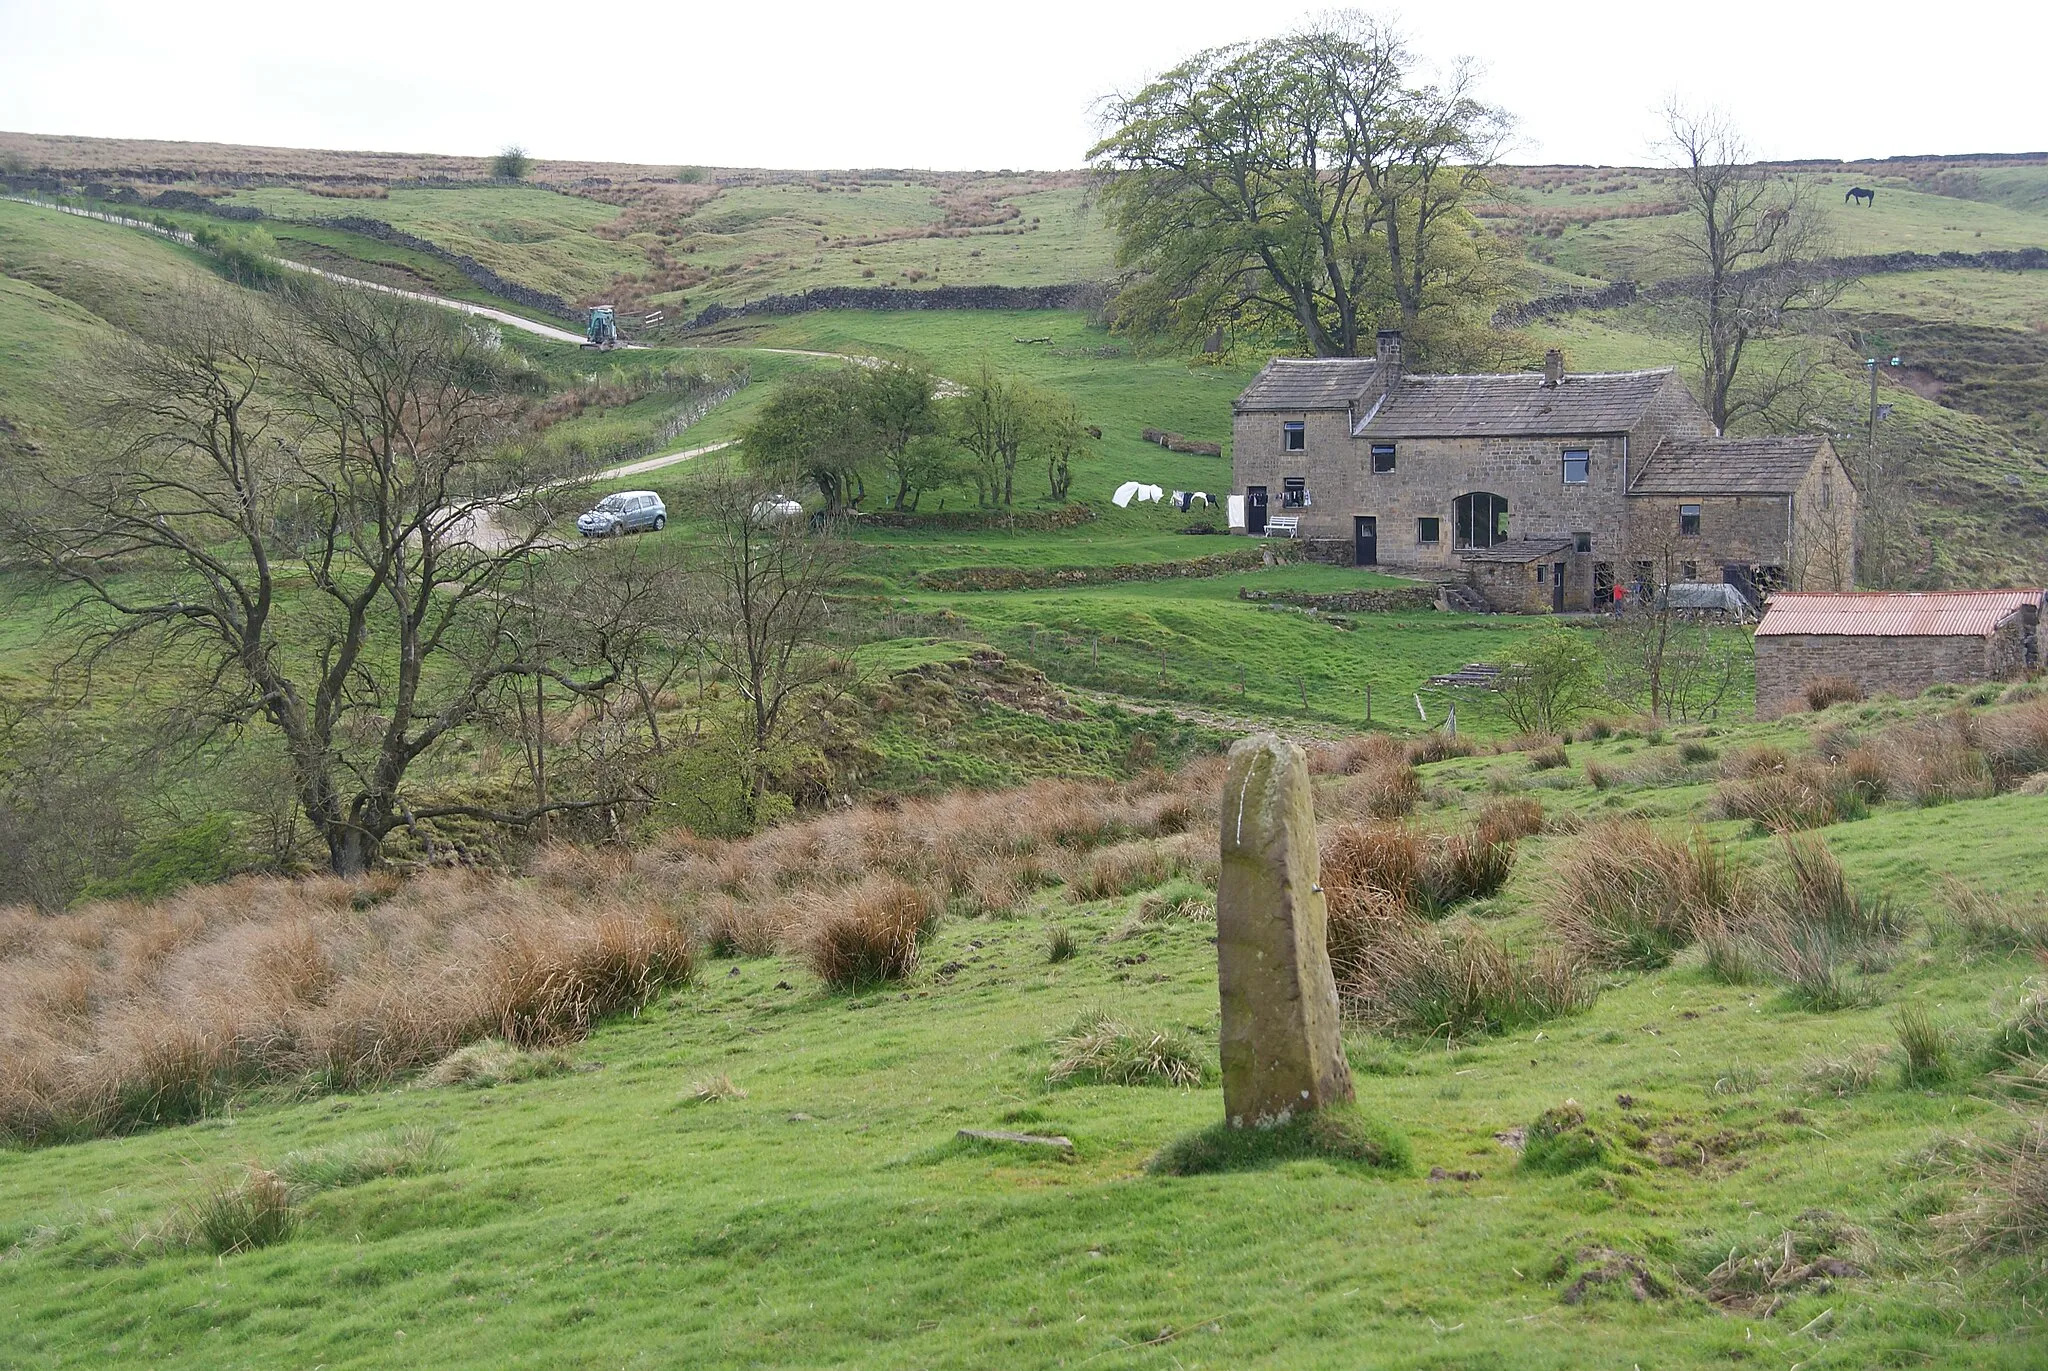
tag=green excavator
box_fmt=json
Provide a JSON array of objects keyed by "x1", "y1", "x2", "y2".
[{"x1": 582, "y1": 305, "x2": 622, "y2": 350}]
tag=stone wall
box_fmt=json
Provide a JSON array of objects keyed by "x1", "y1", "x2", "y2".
[
  {"x1": 916, "y1": 545, "x2": 1283, "y2": 592},
  {"x1": 1236, "y1": 585, "x2": 1440, "y2": 614},
  {"x1": 1754, "y1": 629, "x2": 2017, "y2": 718},
  {"x1": 687, "y1": 282, "x2": 1107, "y2": 330},
  {"x1": 856, "y1": 502, "x2": 1095, "y2": 533},
  {"x1": 310, "y1": 216, "x2": 580, "y2": 321}
]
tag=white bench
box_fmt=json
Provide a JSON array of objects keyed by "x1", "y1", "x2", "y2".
[{"x1": 1264, "y1": 515, "x2": 1301, "y2": 538}]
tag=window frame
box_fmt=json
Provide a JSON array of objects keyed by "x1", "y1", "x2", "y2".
[
  {"x1": 1416, "y1": 516, "x2": 1440, "y2": 546},
  {"x1": 1573, "y1": 531, "x2": 1593, "y2": 554},
  {"x1": 1561, "y1": 448, "x2": 1590, "y2": 486},
  {"x1": 1281, "y1": 476, "x2": 1308, "y2": 509},
  {"x1": 1679, "y1": 503, "x2": 1702, "y2": 537},
  {"x1": 1370, "y1": 443, "x2": 1396, "y2": 475},
  {"x1": 1281, "y1": 420, "x2": 1306, "y2": 452}
]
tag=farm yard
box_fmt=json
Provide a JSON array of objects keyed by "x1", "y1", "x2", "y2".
[{"x1": 5, "y1": 26, "x2": 2048, "y2": 1367}]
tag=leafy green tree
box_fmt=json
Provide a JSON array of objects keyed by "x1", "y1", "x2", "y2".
[
  {"x1": 1037, "y1": 395, "x2": 1086, "y2": 501},
  {"x1": 1090, "y1": 11, "x2": 1512, "y2": 362},
  {"x1": 948, "y1": 363, "x2": 1035, "y2": 507},
  {"x1": 740, "y1": 368, "x2": 872, "y2": 514},
  {"x1": 860, "y1": 363, "x2": 946, "y2": 511},
  {"x1": 1494, "y1": 626, "x2": 1604, "y2": 735},
  {"x1": 491, "y1": 145, "x2": 532, "y2": 180}
]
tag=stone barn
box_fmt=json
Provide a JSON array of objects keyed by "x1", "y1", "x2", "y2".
[{"x1": 1753, "y1": 590, "x2": 2046, "y2": 718}]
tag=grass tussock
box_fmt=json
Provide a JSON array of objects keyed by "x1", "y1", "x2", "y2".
[
  {"x1": 1798, "y1": 1046, "x2": 1886, "y2": 1098},
  {"x1": 182, "y1": 1168, "x2": 299, "y2": 1256},
  {"x1": 1045, "y1": 925, "x2": 1078, "y2": 963},
  {"x1": 1149, "y1": 1105, "x2": 1409, "y2": 1176},
  {"x1": 1990, "y1": 987, "x2": 2048, "y2": 1064},
  {"x1": 1339, "y1": 920, "x2": 1590, "y2": 1039},
  {"x1": 1937, "y1": 881, "x2": 2048, "y2": 954},
  {"x1": 424, "y1": 1039, "x2": 575, "y2": 1088},
  {"x1": 1047, "y1": 1010, "x2": 1209, "y2": 1088},
  {"x1": 802, "y1": 875, "x2": 939, "y2": 988},
  {"x1": 1936, "y1": 1121, "x2": 2048, "y2": 1264},
  {"x1": 1892, "y1": 1003, "x2": 1955, "y2": 1086},
  {"x1": 1544, "y1": 822, "x2": 1744, "y2": 968},
  {"x1": 1691, "y1": 1210, "x2": 1871, "y2": 1311},
  {"x1": 1805, "y1": 676, "x2": 1867, "y2": 711},
  {"x1": 275, "y1": 1126, "x2": 451, "y2": 1193},
  {"x1": 1696, "y1": 836, "x2": 1900, "y2": 1010},
  {"x1": 1520, "y1": 1100, "x2": 1607, "y2": 1174},
  {"x1": 0, "y1": 873, "x2": 693, "y2": 1144},
  {"x1": 685, "y1": 1074, "x2": 747, "y2": 1104},
  {"x1": 1527, "y1": 743, "x2": 1570, "y2": 771},
  {"x1": 1334, "y1": 763, "x2": 1422, "y2": 820}
]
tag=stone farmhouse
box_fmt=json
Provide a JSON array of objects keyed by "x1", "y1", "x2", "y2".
[
  {"x1": 1754, "y1": 590, "x2": 2045, "y2": 718},
  {"x1": 1230, "y1": 333, "x2": 1858, "y2": 612}
]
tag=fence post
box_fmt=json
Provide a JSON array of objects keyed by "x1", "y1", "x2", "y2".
[{"x1": 1365, "y1": 683, "x2": 1372, "y2": 723}]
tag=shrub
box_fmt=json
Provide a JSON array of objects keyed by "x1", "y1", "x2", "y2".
[
  {"x1": 1677, "y1": 740, "x2": 1718, "y2": 765},
  {"x1": 1545, "y1": 823, "x2": 1743, "y2": 968},
  {"x1": 186, "y1": 1168, "x2": 298, "y2": 1255},
  {"x1": 1150, "y1": 1106, "x2": 1409, "y2": 1176},
  {"x1": 1321, "y1": 822, "x2": 1422, "y2": 913},
  {"x1": 803, "y1": 876, "x2": 937, "y2": 988},
  {"x1": 1520, "y1": 1100, "x2": 1607, "y2": 1174},
  {"x1": 1527, "y1": 743, "x2": 1570, "y2": 771},
  {"x1": 1584, "y1": 760, "x2": 1617, "y2": 790},
  {"x1": 1047, "y1": 1010, "x2": 1209, "y2": 1088},
  {"x1": 491, "y1": 145, "x2": 531, "y2": 180},
  {"x1": 1805, "y1": 676, "x2": 1866, "y2": 710},
  {"x1": 276, "y1": 1126, "x2": 450, "y2": 1193},
  {"x1": 1339, "y1": 921, "x2": 1589, "y2": 1038},
  {"x1": 1893, "y1": 1003, "x2": 1955, "y2": 1085}
]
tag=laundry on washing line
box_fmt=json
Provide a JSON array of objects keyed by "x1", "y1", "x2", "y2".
[
  {"x1": 1226, "y1": 494, "x2": 1246, "y2": 529},
  {"x1": 1169, "y1": 490, "x2": 1216, "y2": 512},
  {"x1": 1112, "y1": 480, "x2": 1166, "y2": 508}
]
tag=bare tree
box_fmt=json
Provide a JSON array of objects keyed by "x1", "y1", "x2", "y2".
[
  {"x1": 690, "y1": 475, "x2": 855, "y2": 824},
  {"x1": 1603, "y1": 526, "x2": 1746, "y2": 722},
  {"x1": 1661, "y1": 103, "x2": 1842, "y2": 433},
  {"x1": 3, "y1": 284, "x2": 612, "y2": 875}
]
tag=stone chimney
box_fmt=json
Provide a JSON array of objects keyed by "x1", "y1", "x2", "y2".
[
  {"x1": 1376, "y1": 329, "x2": 1404, "y2": 376},
  {"x1": 1542, "y1": 348, "x2": 1565, "y2": 388}
]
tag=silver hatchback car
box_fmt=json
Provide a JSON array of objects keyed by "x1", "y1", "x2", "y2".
[{"x1": 577, "y1": 490, "x2": 667, "y2": 538}]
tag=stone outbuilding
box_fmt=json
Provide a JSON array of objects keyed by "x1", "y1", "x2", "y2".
[
  {"x1": 1230, "y1": 334, "x2": 1857, "y2": 611},
  {"x1": 1753, "y1": 589, "x2": 2045, "y2": 717}
]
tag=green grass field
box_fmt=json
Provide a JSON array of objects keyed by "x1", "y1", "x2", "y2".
[{"x1": 5, "y1": 693, "x2": 2047, "y2": 1368}]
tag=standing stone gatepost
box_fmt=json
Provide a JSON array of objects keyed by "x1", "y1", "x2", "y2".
[{"x1": 1217, "y1": 733, "x2": 1355, "y2": 1128}]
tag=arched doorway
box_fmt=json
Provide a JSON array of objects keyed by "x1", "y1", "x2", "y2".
[{"x1": 1455, "y1": 492, "x2": 1509, "y2": 549}]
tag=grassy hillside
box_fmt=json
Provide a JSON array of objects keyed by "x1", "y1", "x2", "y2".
[{"x1": 5, "y1": 690, "x2": 2048, "y2": 1367}]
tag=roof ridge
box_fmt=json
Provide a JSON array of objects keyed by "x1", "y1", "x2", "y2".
[{"x1": 1398, "y1": 366, "x2": 1673, "y2": 381}]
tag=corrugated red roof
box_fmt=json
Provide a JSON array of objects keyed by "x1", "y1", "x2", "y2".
[{"x1": 1757, "y1": 590, "x2": 2045, "y2": 638}]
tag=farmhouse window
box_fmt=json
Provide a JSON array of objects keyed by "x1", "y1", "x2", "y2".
[
  {"x1": 1562, "y1": 449, "x2": 1590, "y2": 485},
  {"x1": 1574, "y1": 531, "x2": 1593, "y2": 553},
  {"x1": 1682, "y1": 561, "x2": 1698, "y2": 581},
  {"x1": 1417, "y1": 517, "x2": 1440, "y2": 545},
  {"x1": 1454, "y1": 492, "x2": 1508, "y2": 549},
  {"x1": 1371, "y1": 443, "x2": 1397, "y2": 474},
  {"x1": 1282, "y1": 421, "x2": 1306, "y2": 452},
  {"x1": 1821, "y1": 470, "x2": 1834, "y2": 509},
  {"x1": 1679, "y1": 503, "x2": 1702, "y2": 536},
  {"x1": 1282, "y1": 477, "x2": 1307, "y2": 508},
  {"x1": 1536, "y1": 564, "x2": 1548, "y2": 585}
]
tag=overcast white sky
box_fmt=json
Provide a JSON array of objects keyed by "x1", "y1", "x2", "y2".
[{"x1": 1, "y1": 1, "x2": 2040, "y2": 169}]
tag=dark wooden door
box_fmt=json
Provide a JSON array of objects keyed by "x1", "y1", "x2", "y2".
[
  {"x1": 1552, "y1": 563, "x2": 1566, "y2": 612},
  {"x1": 1354, "y1": 516, "x2": 1378, "y2": 566},
  {"x1": 1246, "y1": 486, "x2": 1267, "y2": 534}
]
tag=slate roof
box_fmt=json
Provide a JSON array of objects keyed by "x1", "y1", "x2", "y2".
[
  {"x1": 1233, "y1": 358, "x2": 1384, "y2": 412},
  {"x1": 1354, "y1": 369, "x2": 1676, "y2": 438},
  {"x1": 1630, "y1": 436, "x2": 1829, "y2": 495},
  {"x1": 1757, "y1": 590, "x2": 2046, "y2": 639},
  {"x1": 1457, "y1": 537, "x2": 1577, "y2": 565}
]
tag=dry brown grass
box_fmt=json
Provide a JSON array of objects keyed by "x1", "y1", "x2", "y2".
[
  {"x1": 798, "y1": 876, "x2": 942, "y2": 989},
  {"x1": 1334, "y1": 763, "x2": 1422, "y2": 820},
  {"x1": 1477, "y1": 796, "x2": 1547, "y2": 842},
  {"x1": 0, "y1": 873, "x2": 694, "y2": 1144},
  {"x1": 1804, "y1": 676, "x2": 1867, "y2": 711},
  {"x1": 1543, "y1": 822, "x2": 1746, "y2": 968},
  {"x1": 1338, "y1": 919, "x2": 1589, "y2": 1038}
]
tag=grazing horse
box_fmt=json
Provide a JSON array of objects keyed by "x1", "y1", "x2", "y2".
[{"x1": 1845, "y1": 186, "x2": 1876, "y2": 207}]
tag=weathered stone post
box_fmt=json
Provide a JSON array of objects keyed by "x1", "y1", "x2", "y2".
[{"x1": 1217, "y1": 733, "x2": 1355, "y2": 1128}]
